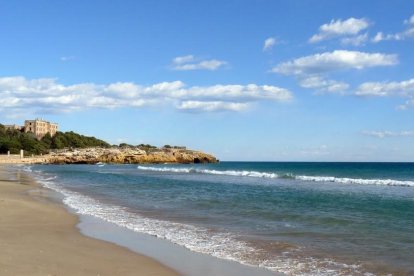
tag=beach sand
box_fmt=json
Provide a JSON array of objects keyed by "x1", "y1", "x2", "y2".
[{"x1": 0, "y1": 165, "x2": 178, "y2": 276}]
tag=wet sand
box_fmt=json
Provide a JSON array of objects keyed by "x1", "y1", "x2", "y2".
[{"x1": 0, "y1": 165, "x2": 178, "y2": 276}]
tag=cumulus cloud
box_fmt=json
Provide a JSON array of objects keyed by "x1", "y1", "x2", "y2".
[
  {"x1": 172, "y1": 55, "x2": 195, "y2": 65},
  {"x1": 401, "y1": 14, "x2": 414, "y2": 38},
  {"x1": 372, "y1": 14, "x2": 414, "y2": 43},
  {"x1": 263, "y1": 37, "x2": 276, "y2": 51},
  {"x1": 309, "y1": 18, "x2": 369, "y2": 43},
  {"x1": 356, "y1": 78, "x2": 414, "y2": 97},
  {"x1": 0, "y1": 76, "x2": 292, "y2": 114},
  {"x1": 272, "y1": 50, "x2": 396, "y2": 95},
  {"x1": 171, "y1": 55, "x2": 227, "y2": 71},
  {"x1": 177, "y1": 101, "x2": 249, "y2": 112},
  {"x1": 299, "y1": 76, "x2": 349, "y2": 94},
  {"x1": 371, "y1": 32, "x2": 402, "y2": 43},
  {"x1": 404, "y1": 15, "x2": 414, "y2": 25},
  {"x1": 362, "y1": 130, "x2": 414, "y2": 138},
  {"x1": 340, "y1": 33, "x2": 368, "y2": 46},
  {"x1": 273, "y1": 50, "x2": 397, "y2": 75},
  {"x1": 356, "y1": 78, "x2": 414, "y2": 109}
]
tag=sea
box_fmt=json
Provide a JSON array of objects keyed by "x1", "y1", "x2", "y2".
[{"x1": 24, "y1": 162, "x2": 414, "y2": 275}]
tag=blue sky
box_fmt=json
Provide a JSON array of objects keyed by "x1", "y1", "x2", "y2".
[{"x1": 1, "y1": 0, "x2": 414, "y2": 161}]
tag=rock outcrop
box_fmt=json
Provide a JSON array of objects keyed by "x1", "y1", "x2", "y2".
[{"x1": 45, "y1": 147, "x2": 218, "y2": 164}]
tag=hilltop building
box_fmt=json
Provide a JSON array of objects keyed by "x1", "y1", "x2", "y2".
[
  {"x1": 24, "y1": 119, "x2": 58, "y2": 139},
  {"x1": 2, "y1": 119, "x2": 58, "y2": 140}
]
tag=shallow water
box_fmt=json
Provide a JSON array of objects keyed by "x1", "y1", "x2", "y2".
[{"x1": 28, "y1": 162, "x2": 414, "y2": 275}]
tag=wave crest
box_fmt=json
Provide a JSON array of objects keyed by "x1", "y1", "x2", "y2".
[
  {"x1": 137, "y1": 166, "x2": 280, "y2": 178},
  {"x1": 296, "y1": 175, "x2": 414, "y2": 187},
  {"x1": 137, "y1": 166, "x2": 414, "y2": 187}
]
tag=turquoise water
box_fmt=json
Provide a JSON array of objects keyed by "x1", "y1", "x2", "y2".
[{"x1": 30, "y1": 162, "x2": 414, "y2": 275}]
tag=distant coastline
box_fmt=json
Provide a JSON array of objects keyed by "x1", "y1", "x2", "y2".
[
  {"x1": 0, "y1": 122, "x2": 218, "y2": 164},
  {"x1": 0, "y1": 146, "x2": 218, "y2": 165}
]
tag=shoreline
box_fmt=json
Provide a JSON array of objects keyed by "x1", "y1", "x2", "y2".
[
  {"x1": 77, "y1": 212, "x2": 277, "y2": 276},
  {"x1": 2, "y1": 164, "x2": 276, "y2": 276},
  {"x1": 0, "y1": 164, "x2": 178, "y2": 275},
  {"x1": 0, "y1": 146, "x2": 218, "y2": 165}
]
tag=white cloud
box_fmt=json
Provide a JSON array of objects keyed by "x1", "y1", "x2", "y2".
[
  {"x1": 173, "y1": 55, "x2": 195, "y2": 64},
  {"x1": 356, "y1": 78, "x2": 414, "y2": 109},
  {"x1": 362, "y1": 130, "x2": 414, "y2": 138},
  {"x1": 403, "y1": 14, "x2": 414, "y2": 38},
  {"x1": 309, "y1": 18, "x2": 369, "y2": 43},
  {"x1": 299, "y1": 76, "x2": 349, "y2": 94},
  {"x1": 0, "y1": 76, "x2": 292, "y2": 114},
  {"x1": 356, "y1": 78, "x2": 414, "y2": 97},
  {"x1": 371, "y1": 32, "x2": 403, "y2": 43},
  {"x1": 171, "y1": 55, "x2": 227, "y2": 71},
  {"x1": 273, "y1": 50, "x2": 396, "y2": 95},
  {"x1": 404, "y1": 15, "x2": 414, "y2": 25},
  {"x1": 177, "y1": 101, "x2": 249, "y2": 112},
  {"x1": 340, "y1": 33, "x2": 368, "y2": 46},
  {"x1": 60, "y1": 56, "x2": 75, "y2": 62},
  {"x1": 180, "y1": 84, "x2": 293, "y2": 102},
  {"x1": 398, "y1": 99, "x2": 414, "y2": 110},
  {"x1": 263, "y1": 37, "x2": 276, "y2": 51},
  {"x1": 273, "y1": 50, "x2": 398, "y2": 75},
  {"x1": 403, "y1": 27, "x2": 414, "y2": 38},
  {"x1": 372, "y1": 14, "x2": 414, "y2": 43},
  {"x1": 382, "y1": 33, "x2": 401, "y2": 42}
]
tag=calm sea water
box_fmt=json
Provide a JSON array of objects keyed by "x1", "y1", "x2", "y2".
[{"x1": 28, "y1": 162, "x2": 414, "y2": 275}]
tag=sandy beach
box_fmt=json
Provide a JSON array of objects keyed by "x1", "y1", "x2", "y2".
[
  {"x1": 0, "y1": 155, "x2": 49, "y2": 164},
  {"x1": 0, "y1": 165, "x2": 178, "y2": 276}
]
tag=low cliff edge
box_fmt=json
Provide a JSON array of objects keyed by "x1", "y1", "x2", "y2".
[{"x1": 46, "y1": 147, "x2": 218, "y2": 164}]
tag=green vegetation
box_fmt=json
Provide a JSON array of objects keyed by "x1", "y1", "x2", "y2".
[
  {"x1": 117, "y1": 143, "x2": 158, "y2": 149},
  {"x1": 163, "y1": 145, "x2": 186, "y2": 150},
  {"x1": 137, "y1": 144, "x2": 157, "y2": 149},
  {"x1": 136, "y1": 143, "x2": 158, "y2": 154},
  {"x1": 0, "y1": 124, "x2": 110, "y2": 156},
  {"x1": 45, "y1": 131, "x2": 110, "y2": 149},
  {"x1": 119, "y1": 143, "x2": 135, "y2": 148},
  {"x1": 116, "y1": 143, "x2": 160, "y2": 154}
]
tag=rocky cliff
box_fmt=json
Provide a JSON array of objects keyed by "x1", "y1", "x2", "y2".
[{"x1": 46, "y1": 147, "x2": 218, "y2": 164}]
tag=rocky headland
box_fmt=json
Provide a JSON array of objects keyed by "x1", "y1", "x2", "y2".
[
  {"x1": 0, "y1": 123, "x2": 218, "y2": 164},
  {"x1": 45, "y1": 147, "x2": 218, "y2": 164}
]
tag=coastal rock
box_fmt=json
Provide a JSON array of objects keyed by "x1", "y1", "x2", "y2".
[{"x1": 45, "y1": 147, "x2": 218, "y2": 164}]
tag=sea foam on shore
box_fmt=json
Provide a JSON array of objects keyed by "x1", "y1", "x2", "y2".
[{"x1": 26, "y1": 163, "x2": 414, "y2": 275}]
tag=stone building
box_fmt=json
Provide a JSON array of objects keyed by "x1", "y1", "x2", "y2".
[{"x1": 24, "y1": 119, "x2": 58, "y2": 139}]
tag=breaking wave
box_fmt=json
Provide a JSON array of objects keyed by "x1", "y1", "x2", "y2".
[
  {"x1": 31, "y1": 169, "x2": 364, "y2": 275},
  {"x1": 137, "y1": 166, "x2": 414, "y2": 187}
]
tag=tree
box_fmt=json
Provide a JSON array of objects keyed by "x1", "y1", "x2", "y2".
[
  {"x1": 119, "y1": 143, "x2": 134, "y2": 148},
  {"x1": 41, "y1": 133, "x2": 52, "y2": 148},
  {"x1": 0, "y1": 128, "x2": 110, "y2": 155}
]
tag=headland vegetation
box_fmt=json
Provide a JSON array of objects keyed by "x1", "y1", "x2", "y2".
[{"x1": 0, "y1": 124, "x2": 218, "y2": 164}]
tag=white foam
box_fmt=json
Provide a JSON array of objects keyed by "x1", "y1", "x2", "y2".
[
  {"x1": 296, "y1": 175, "x2": 414, "y2": 187},
  {"x1": 137, "y1": 166, "x2": 414, "y2": 187},
  {"x1": 33, "y1": 171, "x2": 363, "y2": 275},
  {"x1": 137, "y1": 166, "x2": 279, "y2": 178},
  {"x1": 23, "y1": 165, "x2": 33, "y2": 172},
  {"x1": 137, "y1": 166, "x2": 194, "y2": 173}
]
